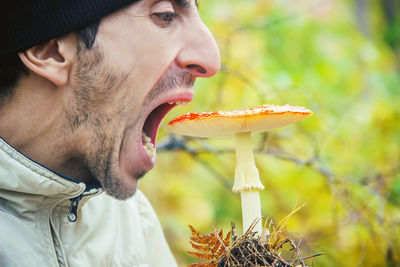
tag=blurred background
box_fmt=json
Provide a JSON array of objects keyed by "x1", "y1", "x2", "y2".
[{"x1": 140, "y1": 0, "x2": 400, "y2": 266}]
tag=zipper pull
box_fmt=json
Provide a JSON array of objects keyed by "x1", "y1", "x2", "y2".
[{"x1": 67, "y1": 195, "x2": 82, "y2": 222}]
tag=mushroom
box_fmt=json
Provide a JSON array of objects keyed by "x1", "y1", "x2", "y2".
[{"x1": 167, "y1": 104, "x2": 313, "y2": 235}]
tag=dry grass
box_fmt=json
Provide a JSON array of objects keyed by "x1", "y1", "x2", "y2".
[{"x1": 188, "y1": 203, "x2": 324, "y2": 267}]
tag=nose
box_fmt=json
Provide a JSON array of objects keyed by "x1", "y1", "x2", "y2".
[{"x1": 176, "y1": 19, "x2": 221, "y2": 78}]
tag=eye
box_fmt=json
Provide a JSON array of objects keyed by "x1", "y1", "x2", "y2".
[
  {"x1": 151, "y1": 0, "x2": 178, "y2": 26},
  {"x1": 153, "y1": 12, "x2": 178, "y2": 24}
]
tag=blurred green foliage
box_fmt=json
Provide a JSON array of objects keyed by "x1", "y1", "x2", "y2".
[{"x1": 140, "y1": 0, "x2": 400, "y2": 266}]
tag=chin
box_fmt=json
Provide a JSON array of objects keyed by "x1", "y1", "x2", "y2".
[{"x1": 101, "y1": 169, "x2": 143, "y2": 200}]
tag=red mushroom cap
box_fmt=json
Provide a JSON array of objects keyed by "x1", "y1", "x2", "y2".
[{"x1": 167, "y1": 104, "x2": 313, "y2": 138}]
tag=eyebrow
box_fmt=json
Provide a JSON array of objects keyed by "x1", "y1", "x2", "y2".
[{"x1": 173, "y1": 0, "x2": 199, "y2": 9}]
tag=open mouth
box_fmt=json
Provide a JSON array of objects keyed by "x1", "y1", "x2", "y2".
[{"x1": 141, "y1": 101, "x2": 187, "y2": 161}]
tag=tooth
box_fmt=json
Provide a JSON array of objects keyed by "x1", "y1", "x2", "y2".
[
  {"x1": 147, "y1": 149, "x2": 155, "y2": 160},
  {"x1": 143, "y1": 143, "x2": 156, "y2": 160},
  {"x1": 142, "y1": 132, "x2": 152, "y2": 144},
  {"x1": 167, "y1": 101, "x2": 189, "y2": 106},
  {"x1": 145, "y1": 143, "x2": 152, "y2": 149},
  {"x1": 176, "y1": 101, "x2": 187, "y2": 106}
]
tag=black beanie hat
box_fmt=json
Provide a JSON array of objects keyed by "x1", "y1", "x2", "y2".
[{"x1": 0, "y1": 0, "x2": 137, "y2": 57}]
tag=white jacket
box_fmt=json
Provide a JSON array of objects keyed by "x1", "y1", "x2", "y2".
[{"x1": 0, "y1": 138, "x2": 177, "y2": 267}]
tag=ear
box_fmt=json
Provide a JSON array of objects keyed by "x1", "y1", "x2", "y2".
[{"x1": 18, "y1": 33, "x2": 78, "y2": 87}]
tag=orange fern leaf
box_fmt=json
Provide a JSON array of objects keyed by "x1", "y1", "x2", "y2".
[
  {"x1": 187, "y1": 225, "x2": 232, "y2": 265},
  {"x1": 223, "y1": 231, "x2": 231, "y2": 247},
  {"x1": 187, "y1": 250, "x2": 216, "y2": 260},
  {"x1": 188, "y1": 225, "x2": 204, "y2": 243},
  {"x1": 189, "y1": 241, "x2": 211, "y2": 252}
]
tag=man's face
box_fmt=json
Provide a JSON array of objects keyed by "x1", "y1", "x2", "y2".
[{"x1": 63, "y1": 0, "x2": 220, "y2": 199}]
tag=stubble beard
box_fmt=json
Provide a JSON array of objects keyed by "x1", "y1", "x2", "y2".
[
  {"x1": 62, "y1": 43, "x2": 194, "y2": 200},
  {"x1": 63, "y1": 43, "x2": 136, "y2": 200}
]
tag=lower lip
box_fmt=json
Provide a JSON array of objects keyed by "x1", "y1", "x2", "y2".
[
  {"x1": 139, "y1": 138, "x2": 155, "y2": 168},
  {"x1": 119, "y1": 135, "x2": 154, "y2": 181}
]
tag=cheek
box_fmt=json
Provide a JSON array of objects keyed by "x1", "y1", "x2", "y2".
[
  {"x1": 100, "y1": 32, "x2": 178, "y2": 88},
  {"x1": 116, "y1": 59, "x2": 168, "y2": 106}
]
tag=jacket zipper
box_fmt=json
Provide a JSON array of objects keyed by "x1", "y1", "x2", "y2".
[
  {"x1": 50, "y1": 188, "x2": 100, "y2": 266},
  {"x1": 67, "y1": 195, "x2": 83, "y2": 222},
  {"x1": 50, "y1": 192, "x2": 85, "y2": 267},
  {"x1": 67, "y1": 188, "x2": 102, "y2": 222}
]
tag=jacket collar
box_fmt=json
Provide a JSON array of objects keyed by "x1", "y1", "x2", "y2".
[{"x1": 0, "y1": 137, "x2": 88, "y2": 216}]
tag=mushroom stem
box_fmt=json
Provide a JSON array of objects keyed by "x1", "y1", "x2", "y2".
[
  {"x1": 233, "y1": 132, "x2": 264, "y2": 235},
  {"x1": 241, "y1": 191, "x2": 262, "y2": 234}
]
